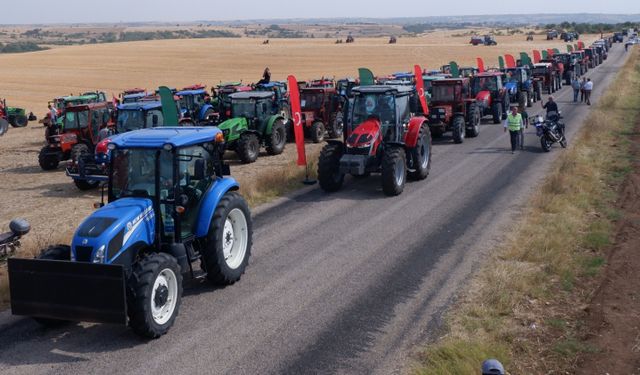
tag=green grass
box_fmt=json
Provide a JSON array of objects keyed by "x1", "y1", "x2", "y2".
[{"x1": 413, "y1": 49, "x2": 640, "y2": 374}]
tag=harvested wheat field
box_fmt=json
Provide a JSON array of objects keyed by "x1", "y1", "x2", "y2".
[{"x1": 0, "y1": 33, "x2": 599, "y2": 267}]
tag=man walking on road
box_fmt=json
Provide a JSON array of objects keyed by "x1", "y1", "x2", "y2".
[
  {"x1": 518, "y1": 105, "x2": 529, "y2": 150},
  {"x1": 571, "y1": 76, "x2": 581, "y2": 102},
  {"x1": 504, "y1": 105, "x2": 523, "y2": 154},
  {"x1": 583, "y1": 78, "x2": 593, "y2": 105}
]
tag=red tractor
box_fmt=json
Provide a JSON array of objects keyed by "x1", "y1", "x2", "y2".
[
  {"x1": 427, "y1": 78, "x2": 481, "y2": 143},
  {"x1": 539, "y1": 58, "x2": 564, "y2": 89},
  {"x1": 38, "y1": 102, "x2": 114, "y2": 179},
  {"x1": 470, "y1": 72, "x2": 510, "y2": 124},
  {"x1": 532, "y1": 62, "x2": 561, "y2": 95},
  {"x1": 318, "y1": 85, "x2": 431, "y2": 196},
  {"x1": 299, "y1": 85, "x2": 344, "y2": 142}
]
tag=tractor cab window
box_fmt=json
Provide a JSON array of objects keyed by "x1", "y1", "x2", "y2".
[
  {"x1": 432, "y1": 85, "x2": 455, "y2": 102},
  {"x1": 231, "y1": 99, "x2": 256, "y2": 119},
  {"x1": 146, "y1": 109, "x2": 164, "y2": 127},
  {"x1": 110, "y1": 149, "x2": 173, "y2": 200},
  {"x1": 179, "y1": 95, "x2": 195, "y2": 111},
  {"x1": 176, "y1": 146, "x2": 215, "y2": 238},
  {"x1": 532, "y1": 67, "x2": 548, "y2": 75},
  {"x1": 396, "y1": 96, "x2": 411, "y2": 124},
  {"x1": 90, "y1": 110, "x2": 102, "y2": 140},
  {"x1": 63, "y1": 110, "x2": 89, "y2": 130},
  {"x1": 117, "y1": 110, "x2": 145, "y2": 133},
  {"x1": 352, "y1": 93, "x2": 396, "y2": 127},
  {"x1": 472, "y1": 77, "x2": 498, "y2": 94},
  {"x1": 301, "y1": 92, "x2": 324, "y2": 110}
]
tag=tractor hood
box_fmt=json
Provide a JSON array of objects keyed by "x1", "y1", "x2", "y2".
[
  {"x1": 347, "y1": 118, "x2": 380, "y2": 149},
  {"x1": 504, "y1": 82, "x2": 518, "y2": 94},
  {"x1": 218, "y1": 117, "x2": 248, "y2": 142},
  {"x1": 475, "y1": 91, "x2": 492, "y2": 104},
  {"x1": 71, "y1": 198, "x2": 155, "y2": 264}
]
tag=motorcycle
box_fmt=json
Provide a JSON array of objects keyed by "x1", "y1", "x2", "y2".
[
  {"x1": 0, "y1": 219, "x2": 30, "y2": 259},
  {"x1": 534, "y1": 111, "x2": 567, "y2": 152}
]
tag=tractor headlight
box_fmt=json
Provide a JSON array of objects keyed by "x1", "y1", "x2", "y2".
[
  {"x1": 107, "y1": 143, "x2": 117, "y2": 151},
  {"x1": 93, "y1": 245, "x2": 106, "y2": 264},
  {"x1": 163, "y1": 143, "x2": 173, "y2": 151}
]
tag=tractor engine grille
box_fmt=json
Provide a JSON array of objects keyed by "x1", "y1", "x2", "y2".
[{"x1": 74, "y1": 246, "x2": 94, "y2": 262}]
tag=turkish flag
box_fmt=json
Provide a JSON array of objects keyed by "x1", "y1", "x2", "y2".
[
  {"x1": 287, "y1": 75, "x2": 306, "y2": 166},
  {"x1": 533, "y1": 50, "x2": 541, "y2": 63},
  {"x1": 413, "y1": 65, "x2": 428, "y2": 115},
  {"x1": 505, "y1": 54, "x2": 516, "y2": 68},
  {"x1": 476, "y1": 57, "x2": 485, "y2": 73}
]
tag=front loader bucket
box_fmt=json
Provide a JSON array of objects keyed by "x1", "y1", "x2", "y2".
[{"x1": 8, "y1": 259, "x2": 127, "y2": 324}]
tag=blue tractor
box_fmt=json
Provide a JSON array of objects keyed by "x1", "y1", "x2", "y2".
[
  {"x1": 176, "y1": 85, "x2": 217, "y2": 125},
  {"x1": 502, "y1": 66, "x2": 536, "y2": 108},
  {"x1": 9, "y1": 127, "x2": 253, "y2": 338}
]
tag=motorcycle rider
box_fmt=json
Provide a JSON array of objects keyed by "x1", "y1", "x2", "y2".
[{"x1": 541, "y1": 95, "x2": 559, "y2": 116}]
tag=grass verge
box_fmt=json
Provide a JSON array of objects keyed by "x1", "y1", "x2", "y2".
[{"x1": 413, "y1": 48, "x2": 640, "y2": 374}]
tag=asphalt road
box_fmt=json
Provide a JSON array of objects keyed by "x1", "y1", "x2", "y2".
[{"x1": 0, "y1": 44, "x2": 630, "y2": 375}]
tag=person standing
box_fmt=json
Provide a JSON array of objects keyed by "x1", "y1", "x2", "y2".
[
  {"x1": 504, "y1": 105, "x2": 523, "y2": 154},
  {"x1": 519, "y1": 106, "x2": 529, "y2": 150},
  {"x1": 580, "y1": 77, "x2": 587, "y2": 103},
  {"x1": 583, "y1": 78, "x2": 593, "y2": 105},
  {"x1": 571, "y1": 76, "x2": 581, "y2": 102}
]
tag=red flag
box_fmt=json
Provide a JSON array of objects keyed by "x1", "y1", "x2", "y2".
[
  {"x1": 504, "y1": 54, "x2": 516, "y2": 68},
  {"x1": 532, "y1": 50, "x2": 541, "y2": 63},
  {"x1": 287, "y1": 75, "x2": 306, "y2": 166},
  {"x1": 413, "y1": 65, "x2": 428, "y2": 115},
  {"x1": 476, "y1": 57, "x2": 485, "y2": 73},
  {"x1": 577, "y1": 40, "x2": 584, "y2": 49},
  {"x1": 546, "y1": 48, "x2": 555, "y2": 57}
]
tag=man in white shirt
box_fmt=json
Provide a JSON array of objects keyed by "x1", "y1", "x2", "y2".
[{"x1": 583, "y1": 78, "x2": 593, "y2": 105}]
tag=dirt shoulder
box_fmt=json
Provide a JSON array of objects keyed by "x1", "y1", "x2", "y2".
[{"x1": 575, "y1": 121, "x2": 640, "y2": 374}]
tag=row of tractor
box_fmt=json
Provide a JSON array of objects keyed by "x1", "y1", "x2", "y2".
[{"x1": 4, "y1": 37, "x2": 621, "y2": 341}]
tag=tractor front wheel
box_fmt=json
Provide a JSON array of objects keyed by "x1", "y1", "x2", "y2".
[
  {"x1": 381, "y1": 146, "x2": 406, "y2": 196},
  {"x1": 266, "y1": 119, "x2": 286, "y2": 155},
  {"x1": 491, "y1": 103, "x2": 502, "y2": 124},
  {"x1": 236, "y1": 133, "x2": 260, "y2": 164},
  {"x1": 201, "y1": 192, "x2": 252, "y2": 285},
  {"x1": 10, "y1": 115, "x2": 28, "y2": 128},
  {"x1": 33, "y1": 245, "x2": 71, "y2": 328},
  {"x1": 452, "y1": 116, "x2": 466, "y2": 144},
  {"x1": 318, "y1": 143, "x2": 344, "y2": 192},
  {"x1": 328, "y1": 112, "x2": 344, "y2": 139},
  {"x1": 127, "y1": 252, "x2": 183, "y2": 339},
  {"x1": 408, "y1": 124, "x2": 431, "y2": 181},
  {"x1": 38, "y1": 146, "x2": 59, "y2": 170},
  {"x1": 466, "y1": 104, "x2": 480, "y2": 138},
  {"x1": 310, "y1": 121, "x2": 325, "y2": 143}
]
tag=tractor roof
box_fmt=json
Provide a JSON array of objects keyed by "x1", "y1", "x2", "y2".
[
  {"x1": 109, "y1": 127, "x2": 222, "y2": 149},
  {"x1": 117, "y1": 101, "x2": 162, "y2": 111},
  {"x1": 301, "y1": 87, "x2": 335, "y2": 94},
  {"x1": 422, "y1": 75, "x2": 446, "y2": 81},
  {"x1": 176, "y1": 89, "x2": 207, "y2": 96},
  {"x1": 66, "y1": 102, "x2": 111, "y2": 111},
  {"x1": 123, "y1": 92, "x2": 147, "y2": 100},
  {"x1": 229, "y1": 91, "x2": 274, "y2": 100},
  {"x1": 217, "y1": 82, "x2": 242, "y2": 88},
  {"x1": 475, "y1": 72, "x2": 503, "y2": 77},
  {"x1": 533, "y1": 62, "x2": 552, "y2": 67},
  {"x1": 256, "y1": 82, "x2": 286, "y2": 88},
  {"x1": 352, "y1": 85, "x2": 413, "y2": 96},
  {"x1": 432, "y1": 78, "x2": 469, "y2": 85}
]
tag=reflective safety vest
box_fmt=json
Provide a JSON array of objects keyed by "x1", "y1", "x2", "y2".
[{"x1": 506, "y1": 113, "x2": 522, "y2": 131}]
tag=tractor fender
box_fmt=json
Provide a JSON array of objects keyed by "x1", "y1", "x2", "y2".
[
  {"x1": 475, "y1": 91, "x2": 491, "y2": 105},
  {"x1": 194, "y1": 177, "x2": 240, "y2": 238},
  {"x1": 265, "y1": 115, "x2": 285, "y2": 135},
  {"x1": 198, "y1": 104, "x2": 214, "y2": 120},
  {"x1": 404, "y1": 117, "x2": 427, "y2": 148}
]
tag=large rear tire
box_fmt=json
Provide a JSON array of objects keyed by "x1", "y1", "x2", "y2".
[
  {"x1": 317, "y1": 143, "x2": 344, "y2": 192},
  {"x1": 408, "y1": 124, "x2": 431, "y2": 181},
  {"x1": 452, "y1": 115, "x2": 466, "y2": 144},
  {"x1": 466, "y1": 104, "x2": 480, "y2": 138},
  {"x1": 127, "y1": 253, "x2": 183, "y2": 339},
  {"x1": 328, "y1": 112, "x2": 343, "y2": 139},
  {"x1": 381, "y1": 146, "x2": 406, "y2": 196},
  {"x1": 201, "y1": 192, "x2": 252, "y2": 285},
  {"x1": 38, "y1": 146, "x2": 60, "y2": 170},
  {"x1": 10, "y1": 115, "x2": 28, "y2": 128},
  {"x1": 236, "y1": 133, "x2": 260, "y2": 164},
  {"x1": 265, "y1": 119, "x2": 286, "y2": 155},
  {"x1": 491, "y1": 103, "x2": 502, "y2": 124},
  {"x1": 310, "y1": 121, "x2": 325, "y2": 143},
  {"x1": 0, "y1": 119, "x2": 8, "y2": 136}
]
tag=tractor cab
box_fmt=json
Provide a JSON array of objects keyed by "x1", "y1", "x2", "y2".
[
  {"x1": 176, "y1": 86, "x2": 215, "y2": 125},
  {"x1": 471, "y1": 73, "x2": 509, "y2": 123},
  {"x1": 427, "y1": 78, "x2": 480, "y2": 142},
  {"x1": 120, "y1": 89, "x2": 148, "y2": 104},
  {"x1": 216, "y1": 83, "x2": 252, "y2": 121},
  {"x1": 458, "y1": 67, "x2": 479, "y2": 77},
  {"x1": 116, "y1": 101, "x2": 165, "y2": 133},
  {"x1": 336, "y1": 78, "x2": 357, "y2": 98},
  {"x1": 228, "y1": 91, "x2": 277, "y2": 126},
  {"x1": 308, "y1": 79, "x2": 335, "y2": 89},
  {"x1": 299, "y1": 86, "x2": 344, "y2": 142},
  {"x1": 471, "y1": 73, "x2": 503, "y2": 97},
  {"x1": 254, "y1": 81, "x2": 291, "y2": 119}
]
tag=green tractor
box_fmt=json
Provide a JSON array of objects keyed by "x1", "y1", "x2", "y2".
[
  {"x1": 1, "y1": 99, "x2": 35, "y2": 134},
  {"x1": 217, "y1": 91, "x2": 288, "y2": 164}
]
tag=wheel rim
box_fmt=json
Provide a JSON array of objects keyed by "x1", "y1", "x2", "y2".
[
  {"x1": 151, "y1": 268, "x2": 178, "y2": 325},
  {"x1": 316, "y1": 124, "x2": 324, "y2": 140},
  {"x1": 222, "y1": 208, "x2": 248, "y2": 270},
  {"x1": 249, "y1": 140, "x2": 258, "y2": 158},
  {"x1": 394, "y1": 157, "x2": 404, "y2": 186},
  {"x1": 273, "y1": 127, "x2": 284, "y2": 146},
  {"x1": 419, "y1": 135, "x2": 430, "y2": 169}
]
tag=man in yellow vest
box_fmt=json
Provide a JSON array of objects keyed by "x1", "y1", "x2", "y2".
[{"x1": 504, "y1": 105, "x2": 523, "y2": 154}]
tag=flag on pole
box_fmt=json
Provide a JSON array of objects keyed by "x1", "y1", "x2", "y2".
[
  {"x1": 413, "y1": 65, "x2": 428, "y2": 115},
  {"x1": 476, "y1": 57, "x2": 485, "y2": 72},
  {"x1": 287, "y1": 75, "x2": 306, "y2": 166}
]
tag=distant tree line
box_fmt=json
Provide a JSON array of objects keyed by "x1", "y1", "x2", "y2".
[
  {"x1": 542, "y1": 21, "x2": 640, "y2": 34},
  {"x1": 245, "y1": 24, "x2": 308, "y2": 38},
  {"x1": 0, "y1": 42, "x2": 48, "y2": 54}
]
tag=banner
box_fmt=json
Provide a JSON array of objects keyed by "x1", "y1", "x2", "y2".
[
  {"x1": 358, "y1": 68, "x2": 375, "y2": 86},
  {"x1": 498, "y1": 56, "x2": 505, "y2": 69},
  {"x1": 532, "y1": 50, "x2": 541, "y2": 63},
  {"x1": 413, "y1": 65, "x2": 428, "y2": 115},
  {"x1": 287, "y1": 75, "x2": 306, "y2": 167},
  {"x1": 158, "y1": 86, "x2": 179, "y2": 125},
  {"x1": 476, "y1": 57, "x2": 485, "y2": 73},
  {"x1": 449, "y1": 61, "x2": 459, "y2": 78},
  {"x1": 504, "y1": 54, "x2": 516, "y2": 68}
]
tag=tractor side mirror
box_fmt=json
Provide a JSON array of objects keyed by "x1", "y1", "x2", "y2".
[{"x1": 194, "y1": 159, "x2": 206, "y2": 180}]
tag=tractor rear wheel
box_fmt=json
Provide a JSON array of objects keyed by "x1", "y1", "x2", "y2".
[
  {"x1": 527, "y1": 89, "x2": 534, "y2": 106},
  {"x1": 38, "y1": 146, "x2": 59, "y2": 170},
  {"x1": 33, "y1": 245, "x2": 71, "y2": 328},
  {"x1": 318, "y1": 143, "x2": 345, "y2": 192},
  {"x1": 452, "y1": 116, "x2": 466, "y2": 144},
  {"x1": 201, "y1": 192, "x2": 252, "y2": 285},
  {"x1": 466, "y1": 104, "x2": 480, "y2": 138},
  {"x1": 310, "y1": 121, "x2": 325, "y2": 143},
  {"x1": 236, "y1": 133, "x2": 260, "y2": 164},
  {"x1": 518, "y1": 91, "x2": 528, "y2": 109},
  {"x1": 127, "y1": 252, "x2": 183, "y2": 339},
  {"x1": 381, "y1": 146, "x2": 406, "y2": 196},
  {"x1": 10, "y1": 115, "x2": 28, "y2": 128},
  {"x1": 0, "y1": 119, "x2": 8, "y2": 136},
  {"x1": 71, "y1": 144, "x2": 100, "y2": 190},
  {"x1": 491, "y1": 103, "x2": 502, "y2": 124},
  {"x1": 328, "y1": 112, "x2": 344, "y2": 139},
  {"x1": 266, "y1": 119, "x2": 286, "y2": 155},
  {"x1": 408, "y1": 124, "x2": 431, "y2": 181}
]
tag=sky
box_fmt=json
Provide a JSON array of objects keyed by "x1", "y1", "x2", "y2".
[{"x1": 1, "y1": 0, "x2": 639, "y2": 24}]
